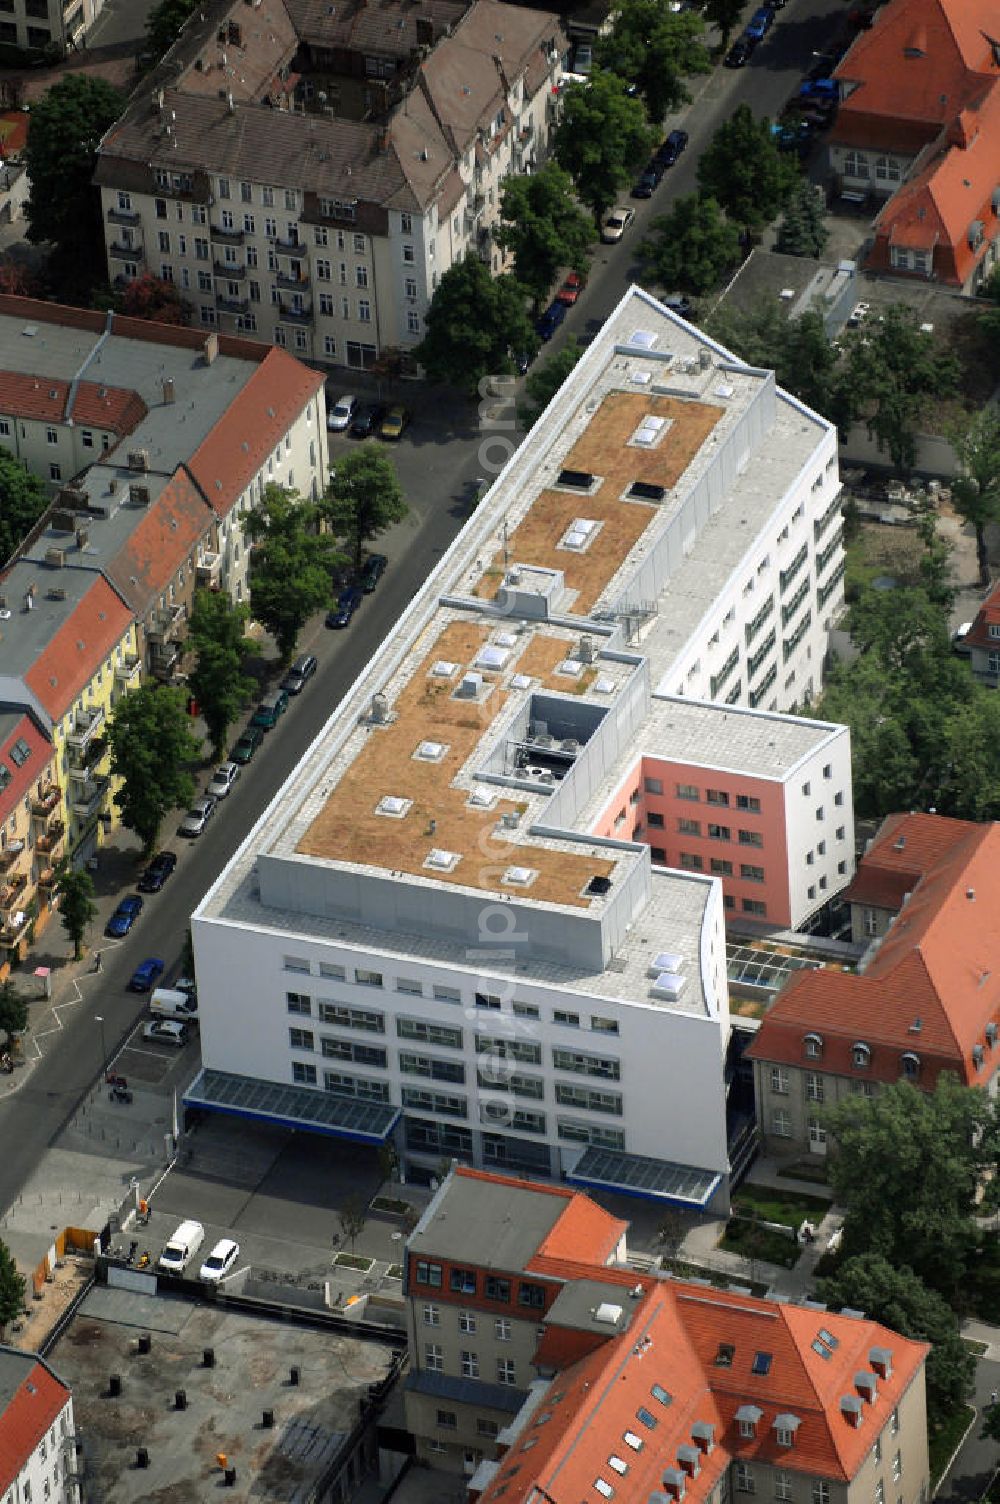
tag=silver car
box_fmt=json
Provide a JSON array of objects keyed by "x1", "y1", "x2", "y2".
[
  {"x1": 178, "y1": 795, "x2": 216, "y2": 838},
  {"x1": 207, "y1": 761, "x2": 240, "y2": 800},
  {"x1": 327, "y1": 393, "x2": 357, "y2": 431}
]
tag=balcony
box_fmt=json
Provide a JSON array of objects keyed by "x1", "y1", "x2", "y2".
[
  {"x1": 196, "y1": 552, "x2": 222, "y2": 588},
  {"x1": 213, "y1": 259, "x2": 247, "y2": 279},
  {"x1": 38, "y1": 866, "x2": 59, "y2": 892},
  {"x1": 216, "y1": 292, "x2": 250, "y2": 315},
  {"x1": 0, "y1": 907, "x2": 32, "y2": 952},
  {"x1": 109, "y1": 241, "x2": 143, "y2": 260},
  {"x1": 275, "y1": 237, "x2": 308, "y2": 260},
  {"x1": 150, "y1": 641, "x2": 182, "y2": 681},
  {"x1": 147, "y1": 602, "x2": 186, "y2": 643},
  {"x1": 115, "y1": 655, "x2": 141, "y2": 686},
  {"x1": 279, "y1": 299, "x2": 313, "y2": 324},
  {"x1": 68, "y1": 734, "x2": 108, "y2": 773},
  {"x1": 0, "y1": 872, "x2": 29, "y2": 914},
  {"x1": 276, "y1": 268, "x2": 310, "y2": 291},
  {"x1": 210, "y1": 223, "x2": 245, "y2": 246},
  {"x1": 36, "y1": 821, "x2": 65, "y2": 858},
  {"x1": 107, "y1": 206, "x2": 141, "y2": 227},
  {"x1": 66, "y1": 705, "x2": 105, "y2": 752},
  {"x1": 69, "y1": 777, "x2": 109, "y2": 819},
  {"x1": 31, "y1": 786, "x2": 61, "y2": 824},
  {"x1": 0, "y1": 841, "x2": 26, "y2": 875}
]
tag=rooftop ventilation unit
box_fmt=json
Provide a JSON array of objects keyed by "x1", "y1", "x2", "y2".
[
  {"x1": 594, "y1": 1302, "x2": 623, "y2": 1325},
  {"x1": 578, "y1": 636, "x2": 596, "y2": 664},
  {"x1": 628, "y1": 481, "x2": 666, "y2": 502},
  {"x1": 414, "y1": 740, "x2": 446, "y2": 762},
  {"x1": 586, "y1": 874, "x2": 612, "y2": 897},
  {"x1": 127, "y1": 449, "x2": 150, "y2": 472},
  {"x1": 649, "y1": 951, "x2": 683, "y2": 976},
  {"x1": 431, "y1": 659, "x2": 458, "y2": 678},
  {"x1": 557, "y1": 468, "x2": 595, "y2": 490},
  {"x1": 129, "y1": 483, "x2": 150, "y2": 506},
  {"x1": 630, "y1": 415, "x2": 667, "y2": 447},
  {"x1": 44, "y1": 548, "x2": 66, "y2": 569},
  {"x1": 650, "y1": 971, "x2": 686, "y2": 1001},
  {"x1": 503, "y1": 866, "x2": 537, "y2": 887},
  {"x1": 628, "y1": 328, "x2": 657, "y2": 349},
  {"x1": 456, "y1": 672, "x2": 482, "y2": 699},
  {"x1": 370, "y1": 693, "x2": 390, "y2": 723},
  {"x1": 476, "y1": 644, "x2": 509, "y2": 671},
  {"x1": 425, "y1": 848, "x2": 460, "y2": 872},
  {"x1": 376, "y1": 795, "x2": 409, "y2": 818}
]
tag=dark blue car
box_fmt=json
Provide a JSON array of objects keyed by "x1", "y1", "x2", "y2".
[
  {"x1": 326, "y1": 585, "x2": 363, "y2": 628},
  {"x1": 535, "y1": 301, "x2": 566, "y2": 342},
  {"x1": 128, "y1": 957, "x2": 165, "y2": 992},
  {"x1": 745, "y1": 6, "x2": 774, "y2": 41},
  {"x1": 105, "y1": 895, "x2": 143, "y2": 938}
]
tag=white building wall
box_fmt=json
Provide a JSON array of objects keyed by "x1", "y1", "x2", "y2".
[
  {"x1": 783, "y1": 728, "x2": 855, "y2": 929},
  {"x1": 7, "y1": 1393, "x2": 77, "y2": 1504}
]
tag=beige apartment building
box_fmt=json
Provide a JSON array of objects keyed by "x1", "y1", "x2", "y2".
[{"x1": 0, "y1": 0, "x2": 103, "y2": 53}]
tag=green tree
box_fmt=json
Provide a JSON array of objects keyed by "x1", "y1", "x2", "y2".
[
  {"x1": 835, "y1": 304, "x2": 960, "y2": 472},
  {"x1": 697, "y1": 105, "x2": 798, "y2": 233},
  {"x1": 947, "y1": 408, "x2": 1000, "y2": 588},
  {"x1": 415, "y1": 257, "x2": 537, "y2": 394},
  {"x1": 596, "y1": 2, "x2": 709, "y2": 124},
  {"x1": 518, "y1": 339, "x2": 584, "y2": 427},
  {"x1": 145, "y1": 0, "x2": 198, "y2": 63},
  {"x1": 494, "y1": 166, "x2": 593, "y2": 312},
  {"x1": 703, "y1": 0, "x2": 746, "y2": 48},
  {"x1": 322, "y1": 444, "x2": 406, "y2": 572},
  {"x1": 640, "y1": 193, "x2": 741, "y2": 296},
  {"x1": 554, "y1": 71, "x2": 656, "y2": 226},
  {"x1": 106, "y1": 683, "x2": 200, "y2": 854},
  {"x1": 54, "y1": 860, "x2": 98, "y2": 961},
  {"x1": 24, "y1": 74, "x2": 127, "y2": 297},
  {"x1": 0, "y1": 981, "x2": 28, "y2": 1050},
  {"x1": 186, "y1": 588, "x2": 255, "y2": 760},
  {"x1": 120, "y1": 274, "x2": 190, "y2": 326},
  {"x1": 0, "y1": 1239, "x2": 25, "y2": 1336},
  {"x1": 776, "y1": 179, "x2": 829, "y2": 258},
  {"x1": 244, "y1": 483, "x2": 340, "y2": 662},
  {"x1": 822, "y1": 1076, "x2": 998, "y2": 1297},
  {"x1": 983, "y1": 1402, "x2": 1000, "y2": 1443},
  {"x1": 818, "y1": 1255, "x2": 973, "y2": 1421},
  {"x1": 0, "y1": 452, "x2": 47, "y2": 566},
  {"x1": 337, "y1": 1195, "x2": 368, "y2": 1254},
  {"x1": 705, "y1": 299, "x2": 838, "y2": 418}
]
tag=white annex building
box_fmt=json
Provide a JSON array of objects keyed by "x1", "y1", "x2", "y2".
[{"x1": 189, "y1": 286, "x2": 852, "y2": 1211}]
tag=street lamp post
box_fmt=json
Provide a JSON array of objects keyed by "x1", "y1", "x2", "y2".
[{"x1": 95, "y1": 1014, "x2": 107, "y2": 1080}]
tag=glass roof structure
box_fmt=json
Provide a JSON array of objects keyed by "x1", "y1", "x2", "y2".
[{"x1": 184, "y1": 1068, "x2": 400, "y2": 1143}]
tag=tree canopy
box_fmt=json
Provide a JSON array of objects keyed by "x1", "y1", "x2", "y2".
[
  {"x1": 640, "y1": 193, "x2": 741, "y2": 296},
  {"x1": 0, "y1": 981, "x2": 28, "y2": 1050},
  {"x1": 836, "y1": 305, "x2": 960, "y2": 472},
  {"x1": 697, "y1": 105, "x2": 798, "y2": 232},
  {"x1": 24, "y1": 74, "x2": 127, "y2": 297},
  {"x1": 947, "y1": 407, "x2": 1000, "y2": 588},
  {"x1": 0, "y1": 452, "x2": 47, "y2": 567},
  {"x1": 518, "y1": 339, "x2": 584, "y2": 428},
  {"x1": 415, "y1": 256, "x2": 537, "y2": 393},
  {"x1": 822, "y1": 1076, "x2": 999, "y2": 1297},
  {"x1": 106, "y1": 683, "x2": 200, "y2": 853},
  {"x1": 0, "y1": 1239, "x2": 25, "y2": 1336},
  {"x1": 776, "y1": 180, "x2": 829, "y2": 259},
  {"x1": 120, "y1": 274, "x2": 190, "y2": 326},
  {"x1": 702, "y1": 0, "x2": 745, "y2": 48},
  {"x1": 54, "y1": 861, "x2": 98, "y2": 961},
  {"x1": 553, "y1": 71, "x2": 656, "y2": 225},
  {"x1": 818, "y1": 1255, "x2": 973, "y2": 1420},
  {"x1": 186, "y1": 588, "x2": 255, "y2": 760},
  {"x1": 494, "y1": 166, "x2": 592, "y2": 312},
  {"x1": 322, "y1": 444, "x2": 406, "y2": 571},
  {"x1": 596, "y1": 1, "x2": 709, "y2": 125},
  {"x1": 245, "y1": 483, "x2": 340, "y2": 661},
  {"x1": 145, "y1": 0, "x2": 199, "y2": 64}
]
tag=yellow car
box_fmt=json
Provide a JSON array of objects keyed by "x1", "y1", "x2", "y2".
[{"x1": 380, "y1": 405, "x2": 410, "y2": 440}]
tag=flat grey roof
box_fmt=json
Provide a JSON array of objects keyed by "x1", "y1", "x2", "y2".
[
  {"x1": 641, "y1": 697, "x2": 842, "y2": 780},
  {"x1": 543, "y1": 1279, "x2": 638, "y2": 1337},
  {"x1": 0, "y1": 1346, "x2": 45, "y2": 1409},
  {"x1": 408, "y1": 1172, "x2": 568, "y2": 1270},
  {"x1": 0, "y1": 555, "x2": 111, "y2": 683}
]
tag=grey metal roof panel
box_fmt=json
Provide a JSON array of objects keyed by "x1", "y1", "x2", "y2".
[{"x1": 404, "y1": 1367, "x2": 528, "y2": 1413}]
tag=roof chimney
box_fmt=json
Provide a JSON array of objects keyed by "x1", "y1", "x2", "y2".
[
  {"x1": 162, "y1": 378, "x2": 175, "y2": 404},
  {"x1": 203, "y1": 332, "x2": 219, "y2": 365}
]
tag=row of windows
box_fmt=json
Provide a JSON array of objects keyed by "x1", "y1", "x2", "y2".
[
  {"x1": 416, "y1": 1261, "x2": 547, "y2": 1307},
  {"x1": 403, "y1": 1114, "x2": 623, "y2": 1157},
  {"x1": 283, "y1": 976, "x2": 619, "y2": 1033},
  {"x1": 424, "y1": 1305, "x2": 512, "y2": 1339},
  {"x1": 669, "y1": 783, "x2": 762, "y2": 812}
]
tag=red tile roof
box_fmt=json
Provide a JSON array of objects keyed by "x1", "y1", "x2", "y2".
[
  {"x1": 103, "y1": 468, "x2": 212, "y2": 615},
  {"x1": 963, "y1": 580, "x2": 1000, "y2": 650},
  {"x1": 24, "y1": 577, "x2": 133, "y2": 721},
  {"x1": 0, "y1": 371, "x2": 147, "y2": 435},
  {"x1": 186, "y1": 347, "x2": 325, "y2": 518},
  {"x1": 0, "y1": 1354, "x2": 70, "y2": 1496},
  {"x1": 749, "y1": 815, "x2": 1000, "y2": 1087},
  {"x1": 842, "y1": 811, "x2": 978, "y2": 909},
  {"x1": 535, "y1": 1192, "x2": 627, "y2": 1267},
  {"x1": 475, "y1": 1280, "x2": 927, "y2": 1504},
  {"x1": 0, "y1": 713, "x2": 52, "y2": 827}
]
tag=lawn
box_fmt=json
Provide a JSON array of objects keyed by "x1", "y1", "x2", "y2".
[
  {"x1": 928, "y1": 1403, "x2": 975, "y2": 1488},
  {"x1": 720, "y1": 1217, "x2": 798, "y2": 1269},
  {"x1": 844, "y1": 522, "x2": 928, "y2": 603},
  {"x1": 333, "y1": 1252, "x2": 374, "y2": 1273},
  {"x1": 732, "y1": 1186, "x2": 833, "y2": 1229}
]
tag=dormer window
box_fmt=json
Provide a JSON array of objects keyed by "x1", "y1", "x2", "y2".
[
  {"x1": 856, "y1": 1371, "x2": 878, "y2": 1403},
  {"x1": 869, "y1": 1347, "x2": 893, "y2": 1380},
  {"x1": 900, "y1": 1051, "x2": 920, "y2": 1081},
  {"x1": 692, "y1": 1422, "x2": 715, "y2": 1455},
  {"x1": 736, "y1": 1405, "x2": 763, "y2": 1439},
  {"x1": 678, "y1": 1446, "x2": 701, "y2": 1478},
  {"x1": 852, "y1": 1042, "x2": 870, "y2": 1069},
  {"x1": 774, "y1": 1415, "x2": 801, "y2": 1448},
  {"x1": 804, "y1": 1032, "x2": 823, "y2": 1059},
  {"x1": 841, "y1": 1395, "x2": 863, "y2": 1428}
]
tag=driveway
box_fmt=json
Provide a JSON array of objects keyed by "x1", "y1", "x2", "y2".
[{"x1": 936, "y1": 1356, "x2": 1000, "y2": 1504}]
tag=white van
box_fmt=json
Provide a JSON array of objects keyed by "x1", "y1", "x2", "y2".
[
  {"x1": 150, "y1": 987, "x2": 198, "y2": 1023},
  {"x1": 157, "y1": 1219, "x2": 205, "y2": 1273}
]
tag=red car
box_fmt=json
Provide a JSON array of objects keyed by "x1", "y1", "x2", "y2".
[{"x1": 556, "y1": 272, "x2": 585, "y2": 306}]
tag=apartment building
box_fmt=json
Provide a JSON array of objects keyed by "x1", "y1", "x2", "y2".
[
  {"x1": 94, "y1": 0, "x2": 565, "y2": 369},
  {"x1": 748, "y1": 811, "x2": 1000, "y2": 1159},
  {"x1": 187, "y1": 285, "x2": 851, "y2": 1206},
  {"x1": 0, "y1": 295, "x2": 326, "y2": 875},
  {"x1": 961, "y1": 580, "x2": 1000, "y2": 686},
  {"x1": 829, "y1": 0, "x2": 1000, "y2": 290},
  {"x1": 402, "y1": 1167, "x2": 930, "y2": 1499},
  {"x1": 0, "y1": 1346, "x2": 77, "y2": 1504},
  {"x1": 0, "y1": 711, "x2": 58, "y2": 974},
  {"x1": 0, "y1": 0, "x2": 103, "y2": 53}
]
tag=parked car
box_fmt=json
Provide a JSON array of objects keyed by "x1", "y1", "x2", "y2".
[
  {"x1": 725, "y1": 35, "x2": 753, "y2": 65},
  {"x1": 105, "y1": 895, "x2": 143, "y2": 938},
  {"x1": 799, "y1": 77, "x2": 838, "y2": 102},
  {"x1": 207, "y1": 762, "x2": 240, "y2": 800},
  {"x1": 952, "y1": 621, "x2": 974, "y2": 655},
  {"x1": 513, "y1": 350, "x2": 532, "y2": 375},
  {"x1": 572, "y1": 41, "x2": 592, "y2": 74},
  {"x1": 230, "y1": 725, "x2": 264, "y2": 764},
  {"x1": 251, "y1": 689, "x2": 289, "y2": 730},
  {"x1": 282, "y1": 653, "x2": 318, "y2": 695},
  {"x1": 359, "y1": 553, "x2": 388, "y2": 592},
  {"x1": 631, "y1": 163, "x2": 661, "y2": 199},
  {"x1": 326, "y1": 585, "x2": 364, "y2": 627},
  {"x1": 349, "y1": 402, "x2": 384, "y2": 438},
  {"x1": 128, "y1": 957, "x2": 165, "y2": 993},
  {"x1": 535, "y1": 300, "x2": 567, "y2": 340},
  {"x1": 600, "y1": 206, "x2": 635, "y2": 243},
  {"x1": 745, "y1": 7, "x2": 774, "y2": 41},
  {"x1": 199, "y1": 1238, "x2": 240, "y2": 1283},
  {"x1": 655, "y1": 129, "x2": 688, "y2": 168},
  {"x1": 556, "y1": 272, "x2": 586, "y2": 306},
  {"x1": 380, "y1": 405, "x2": 410, "y2": 440},
  {"x1": 663, "y1": 295, "x2": 694, "y2": 320},
  {"x1": 143, "y1": 1019, "x2": 189, "y2": 1047},
  {"x1": 137, "y1": 852, "x2": 177, "y2": 894},
  {"x1": 158, "y1": 1219, "x2": 204, "y2": 1274},
  {"x1": 178, "y1": 796, "x2": 216, "y2": 838},
  {"x1": 326, "y1": 394, "x2": 357, "y2": 431}
]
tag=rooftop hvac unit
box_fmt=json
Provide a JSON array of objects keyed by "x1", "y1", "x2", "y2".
[
  {"x1": 44, "y1": 547, "x2": 66, "y2": 569},
  {"x1": 129, "y1": 483, "x2": 151, "y2": 506},
  {"x1": 370, "y1": 693, "x2": 390, "y2": 724},
  {"x1": 127, "y1": 450, "x2": 150, "y2": 472},
  {"x1": 650, "y1": 971, "x2": 686, "y2": 1002},
  {"x1": 578, "y1": 635, "x2": 596, "y2": 663}
]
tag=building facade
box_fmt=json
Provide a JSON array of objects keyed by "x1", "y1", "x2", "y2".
[
  {"x1": 0, "y1": 712, "x2": 59, "y2": 975},
  {"x1": 0, "y1": 0, "x2": 102, "y2": 53},
  {"x1": 0, "y1": 1346, "x2": 77, "y2": 1504}
]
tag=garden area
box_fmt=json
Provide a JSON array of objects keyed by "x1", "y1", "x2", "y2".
[{"x1": 718, "y1": 1185, "x2": 833, "y2": 1269}]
